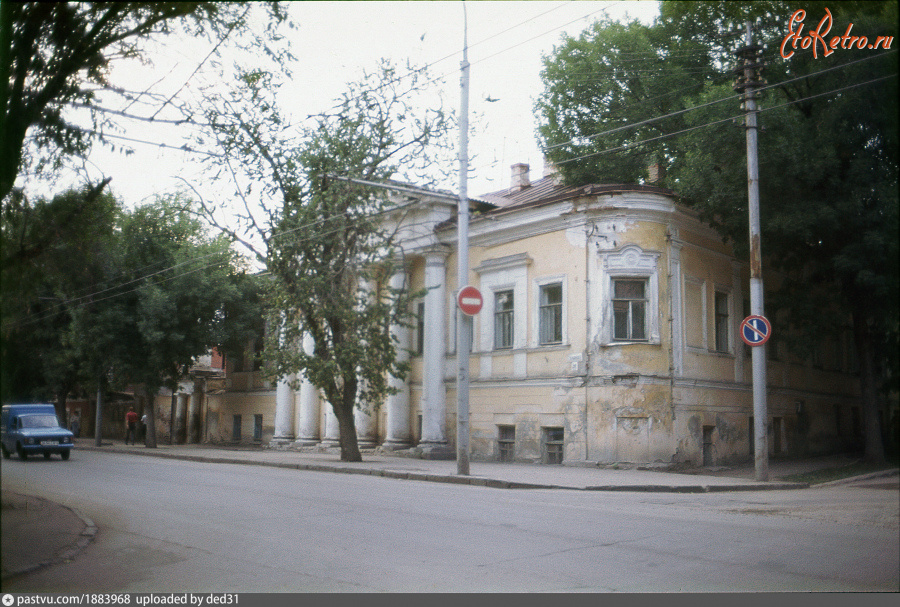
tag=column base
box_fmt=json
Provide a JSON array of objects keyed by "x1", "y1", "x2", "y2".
[
  {"x1": 268, "y1": 437, "x2": 295, "y2": 450},
  {"x1": 413, "y1": 443, "x2": 456, "y2": 460},
  {"x1": 378, "y1": 439, "x2": 413, "y2": 452},
  {"x1": 292, "y1": 437, "x2": 321, "y2": 448}
]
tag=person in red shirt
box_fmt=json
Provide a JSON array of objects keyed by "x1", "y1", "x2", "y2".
[{"x1": 125, "y1": 407, "x2": 139, "y2": 445}]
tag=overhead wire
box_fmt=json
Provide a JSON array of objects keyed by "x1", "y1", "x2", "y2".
[
  {"x1": 3, "y1": 190, "x2": 431, "y2": 330},
  {"x1": 544, "y1": 49, "x2": 898, "y2": 153},
  {"x1": 17, "y1": 7, "x2": 894, "y2": 331},
  {"x1": 12, "y1": 64, "x2": 894, "y2": 330},
  {"x1": 553, "y1": 72, "x2": 897, "y2": 165}
]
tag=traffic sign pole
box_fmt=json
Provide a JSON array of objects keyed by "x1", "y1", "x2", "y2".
[{"x1": 738, "y1": 22, "x2": 769, "y2": 482}]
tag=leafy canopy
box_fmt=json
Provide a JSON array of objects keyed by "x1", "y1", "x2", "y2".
[{"x1": 195, "y1": 60, "x2": 455, "y2": 461}]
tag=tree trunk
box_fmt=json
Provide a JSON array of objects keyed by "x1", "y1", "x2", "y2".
[
  {"x1": 55, "y1": 387, "x2": 70, "y2": 429},
  {"x1": 852, "y1": 307, "x2": 885, "y2": 463},
  {"x1": 329, "y1": 371, "x2": 362, "y2": 462},
  {"x1": 334, "y1": 401, "x2": 362, "y2": 462}
]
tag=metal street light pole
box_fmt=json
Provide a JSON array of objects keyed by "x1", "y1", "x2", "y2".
[{"x1": 456, "y1": 4, "x2": 471, "y2": 476}]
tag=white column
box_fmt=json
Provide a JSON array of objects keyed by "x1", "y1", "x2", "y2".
[
  {"x1": 420, "y1": 250, "x2": 447, "y2": 445},
  {"x1": 294, "y1": 333, "x2": 321, "y2": 446},
  {"x1": 384, "y1": 269, "x2": 412, "y2": 449},
  {"x1": 355, "y1": 406, "x2": 377, "y2": 449},
  {"x1": 271, "y1": 374, "x2": 296, "y2": 446},
  {"x1": 321, "y1": 405, "x2": 340, "y2": 446},
  {"x1": 353, "y1": 277, "x2": 378, "y2": 449}
]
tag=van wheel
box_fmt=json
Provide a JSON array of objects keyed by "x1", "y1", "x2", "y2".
[
  {"x1": 44, "y1": 452, "x2": 51, "y2": 460},
  {"x1": 61, "y1": 450, "x2": 70, "y2": 461},
  {"x1": 17, "y1": 444, "x2": 28, "y2": 460}
]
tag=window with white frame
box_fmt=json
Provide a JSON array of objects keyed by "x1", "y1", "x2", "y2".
[
  {"x1": 494, "y1": 290, "x2": 514, "y2": 350},
  {"x1": 612, "y1": 279, "x2": 648, "y2": 341},
  {"x1": 474, "y1": 253, "x2": 531, "y2": 356},
  {"x1": 714, "y1": 290, "x2": 730, "y2": 352},
  {"x1": 600, "y1": 245, "x2": 660, "y2": 345},
  {"x1": 539, "y1": 282, "x2": 563, "y2": 345}
]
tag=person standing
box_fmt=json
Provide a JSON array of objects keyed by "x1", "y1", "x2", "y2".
[
  {"x1": 140, "y1": 412, "x2": 148, "y2": 442},
  {"x1": 125, "y1": 406, "x2": 139, "y2": 445}
]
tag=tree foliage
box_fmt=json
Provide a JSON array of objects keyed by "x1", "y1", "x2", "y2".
[
  {"x1": 1, "y1": 181, "x2": 119, "y2": 412},
  {"x1": 196, "y1": 61, "x2": 454, "y2": 461},
  {"x1": 0, "y1": 1, "x2": 290, "y2": 203},
  {"x1": 1, "y1": 185, "x2": 261, "y2": 446},
  {"x1": 538, "y1": 1, "x2": 898, "y2": 461}
]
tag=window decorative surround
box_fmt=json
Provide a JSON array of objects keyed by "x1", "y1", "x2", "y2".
[
  {"x1": 475, "y1": 253, "x2": 531, "y2": 378},
  {"x1": 474, "y1": 254, "x2": 532, "y2": 354},
  {"x1": 598, "y1": 244, "x2": 661, "y2": 345}
]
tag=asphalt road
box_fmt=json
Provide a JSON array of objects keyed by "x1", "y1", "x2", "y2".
[{"x1": 2, "y1": 449, "x2": 897, "y2": 592}]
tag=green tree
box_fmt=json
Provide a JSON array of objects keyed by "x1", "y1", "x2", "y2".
[
  {"x1": 1, "y1": 186, "x2": 260, "y2": 444},
  {"x1": 196, "y1": 61, "x2": 454, "y2": 461},
  {"x1": 537, "y1": 1, "x2": 898, "y2": 462},
  {"x1": 101, "y1": 195, "x2": 257, "y2": 447},
  {"x1": 536, "y1": 14, "x2": 716, "y2": 186},
  {"x1": 0, "y1": 1, "x2": 290, "y2": 203},
  {"x1": 1, "y1": 181, "x2": 120, "y2": 415}
]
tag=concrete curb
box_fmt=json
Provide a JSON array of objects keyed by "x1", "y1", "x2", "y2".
[
  {"x1": 815, "y1": 468, "x2": 900, "y2": 488},
  {"x1": 75, "y1": 444, "x2": 811, "y2": 493},
  {"x1": 1, "y1": 494, "x2": 98, "y2": 581}
]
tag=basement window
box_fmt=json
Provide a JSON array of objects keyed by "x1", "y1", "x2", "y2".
[
  {"x1": 232, "y1": 415, "x2": 241, "y2": 441},
  {"x1": 542, "y1": 426, "x2": 564, "y2": 465},
  {"x1": 498, "y1": 425, "x2": 515, "y2": 462},
  {"x1": 253, "y1": 414, "x2": 263, "y2": 442}
]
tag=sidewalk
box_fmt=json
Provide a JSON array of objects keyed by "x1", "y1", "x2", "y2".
[
  {"x1": 73, "y1": 439, "x2": 820, "y2": 492},
  {"x1": 3, "y1": 440, "x2": 896, "y2": 581}
]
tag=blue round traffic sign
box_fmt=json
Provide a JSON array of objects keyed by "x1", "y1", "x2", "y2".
[{"x1": 740, "y1": 315, "x2": 772, "y2": 346}]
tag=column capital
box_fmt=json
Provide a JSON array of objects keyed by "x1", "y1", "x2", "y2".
[{"x1": 422, "y1": 245, "x2": 451, "y2": 264}]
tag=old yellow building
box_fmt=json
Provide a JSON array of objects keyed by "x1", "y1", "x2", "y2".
[{"x1": 188, "y1": 164, "x2": 862, "y2": 467}]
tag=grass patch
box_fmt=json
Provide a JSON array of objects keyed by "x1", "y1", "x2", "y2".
[{"x1": 780, "y1": 457, "x2": 899, "y2": 485}]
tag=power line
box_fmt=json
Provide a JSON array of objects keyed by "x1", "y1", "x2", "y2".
[
  {"x1": 553, "y1": 73, "x2": 897, "y2": 165},
  {"x1": 3, "y1": 186, "x2": 431, "y2": 330},
  {"x1": 544, "y1": 50, "x2": 898, "y2": 154}
]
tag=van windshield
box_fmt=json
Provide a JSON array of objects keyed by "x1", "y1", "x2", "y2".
[{"x1": 20, "y1": 414, "x2": 60, "y2": 428}]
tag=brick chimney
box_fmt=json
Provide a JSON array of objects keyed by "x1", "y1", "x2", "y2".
[
  {"x1": 648, "y1": 162, "x2": 665, "y2": 184},
  {"x1": 510, "y1": 163, "x2": 530, "y2": 192},
  {"x1": 543, "y1": 156, "x2": 562, "y2": 185}
]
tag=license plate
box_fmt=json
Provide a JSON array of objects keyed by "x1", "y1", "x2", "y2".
[{"x1": 40, "y1": 440, "x2": 58, "y2": 446}]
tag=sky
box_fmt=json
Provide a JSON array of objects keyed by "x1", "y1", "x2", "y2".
[{"x1": 27, "y1": 1, "x2": 661, "y2": 209}]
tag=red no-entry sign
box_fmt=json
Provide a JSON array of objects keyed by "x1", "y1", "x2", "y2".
[{"x1": 457, "y1": 285, "x2": 483, "y2": 316}]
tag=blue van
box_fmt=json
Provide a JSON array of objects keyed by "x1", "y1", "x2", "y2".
[{"x1": 1, "y1": 404, "x2": 75, "y2": 461}]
